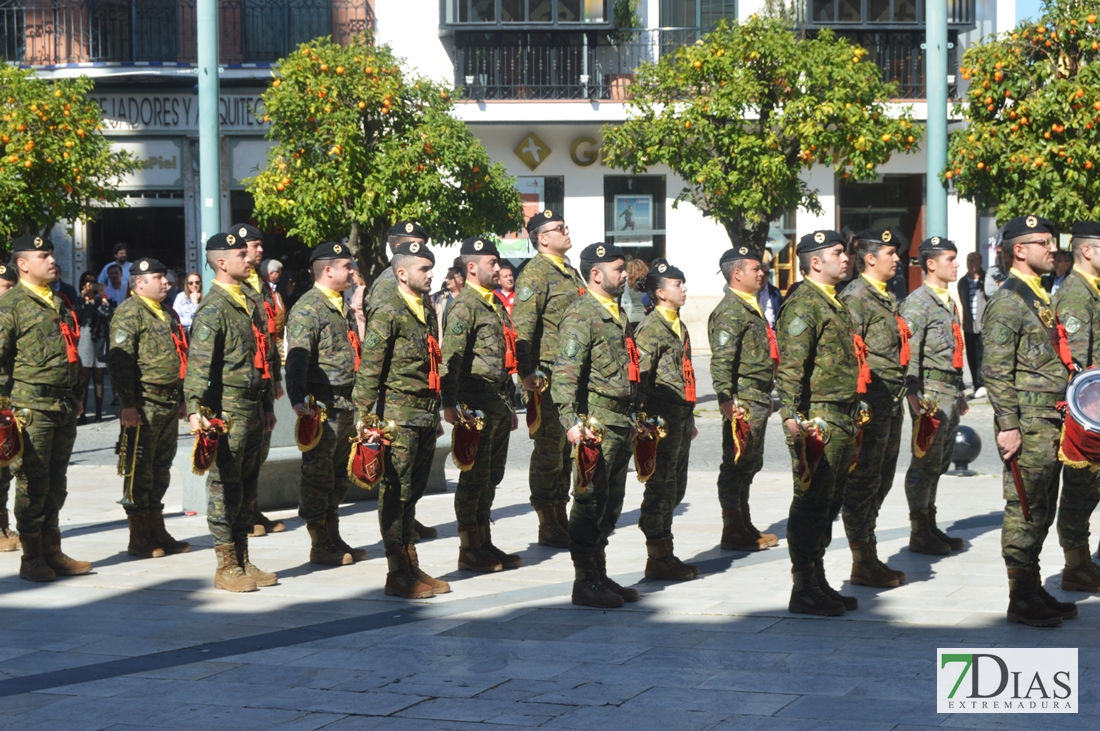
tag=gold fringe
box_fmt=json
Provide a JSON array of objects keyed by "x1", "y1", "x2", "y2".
[
  {"x1": 294, "y1": 413, "x2": 324, "y2": 453},
  {"x1": 731, "y1": 418, "x2": 744, "y2": 466},
  {"x1": 1058, "y1": 424, "x2": 1100, "y2": 471},
  {"x1": 346, "y1": 442, "x2": 382, "y2": 489},
  {"x1": 190, "y1": 433, "x2": 216, "y2": 476},
  {"x1": 527, "y1": 392, "x2": 542, "y2": 436}
]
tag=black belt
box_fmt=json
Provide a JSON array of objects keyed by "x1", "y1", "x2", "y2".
[
  {"x1": 923, "y1": 368, "x2": 963, "y2": 385},
  {"x1": 221, "y1": 384, "x2": 266, "y2": 401},
  {"x1": 140, "y1": 383, "x2": 181, "y2": 401}
]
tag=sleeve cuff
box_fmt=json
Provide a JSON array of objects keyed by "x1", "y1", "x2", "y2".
[{"x1": 995, "y1": 413, "x2": 1020, "y2": 431}]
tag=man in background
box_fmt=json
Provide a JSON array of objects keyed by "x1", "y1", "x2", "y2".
[
  {"x1": 105, "y1": 263, "x2": 128, "y2": 305},
  {"x1": 956, "y1": 252, "x2": 987, "y2": 399},
  {"x1": 495, "y1": 262, "x2": 517, "y2": 315},
  {"x1": 98, "y1": 243, "x2": 131, "y2": 285}
]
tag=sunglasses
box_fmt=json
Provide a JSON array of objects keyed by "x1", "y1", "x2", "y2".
[
  {"x1": 188, "y1": 280, "x2": 201, "y2": 285},
  {"x1": 543, "y1": 224, "x2": 568, "y2": 235}
]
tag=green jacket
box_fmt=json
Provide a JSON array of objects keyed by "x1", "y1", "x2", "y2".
[
  {"x1": 899, "y1": 284, "x2": 963, "y2": 396},
  {"x1": 708, "y1": 289, "x2": 776, "y2": 407},
  {"x1": 440, "y1": 284, "x2": 515, "y2": 409},
  {"x1": 552, "y1": 293, "x2": 638, "y2": 429},
  {"x1": 364, "y1": 267, "x2": 397, "y2": 321},
  {"x1": 242, "y1": 274, "x2": 282, "y2": 385},
  {"x1": 353, "y1": 286, "x2": 440, "y2": 428},
  {"x1": 183, "y1": 284, "x2": 274, "y2": 416},
  {"x1": 635, "y1": 308, "x2": 695, "y2": 416},
  {"x1": 775, "y1": 280, "x2": 859, "y2": 422},
  {"x1": 512, "y1": 252, "x2": 586, "y2": 379},
  {"x1": 284, "y1": 286, "x2": 359, "y2": 411},
  {"x1": 982, "y1": 275, "x2": 1069, "y2": 429},
  {"x1": 1052, "y1": 268, "x2": 1100, "y2": 368},
  {"x1": 840, "y1": 275, "x2": 907, "y2": 400},
  {"x1": 107, "y1": 296, "x2": 184, "y2": 408},
  {"x1": 0, "y1": 284, "x2": 81, "y2": 410}
]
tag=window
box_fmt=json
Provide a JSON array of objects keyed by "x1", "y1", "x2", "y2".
[
  {"x1": 810, "y1": 0, "x2": 923, "y2": 25},
  {"x1": 448, "y1": 0, "x2": 608, "y2": 26},
  {"x1": 500, "y1": 176, "x2": 565, "y2": 259},
  {"x1": 660, "y1": 0, "x2": 737, "y2": 28},
  {"x1": 604, "y1": 175, "x2": 665, "y2": 263}
]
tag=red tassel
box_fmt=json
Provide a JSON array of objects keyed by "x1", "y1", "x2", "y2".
[
  {"x1": 58, "y1": 295, "x2": 80, "y2": 364},
  {"x1": 252, "y1": 324, "x2": 272, "y2": 380},
  {"x1": 626, "y1": 336, "x2": 641, "y2": 384},
  {"x1": 682, "y1": 332, "x2": 697, "y2": 404},
  {"x1": 951, "y1": 320, "x2": 964, "y2": 370},
  {"x1": 895, "y1": 315, "x2": 912, "y2": 367},
  {"x1": 853, "y1": 334, "x2": 871, "y2": 394},
  {"x1": 765, "y1": 324, "x2": 780, "y2": 365},
  {"x1": 503, "y1": 324, "x2": 518, "y2": 375},
  {"x1": 1055, "y1": 323, "x2": 1075, "y2": 370},
  {"x1": 171, "y1": 323, "x2": 189, "y2": 379},
  {"x1": 263, "y1": 301, "x2": 278, "y2": 336},
  {"x1": 347, "y1": 328, "x2": 361, "y2": 371},
  {"x1": 427, "y1": 334, "x2": 442, "y2": 394}
]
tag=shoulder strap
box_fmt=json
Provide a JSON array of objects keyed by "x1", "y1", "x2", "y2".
[{"x1": 1001, "y1": 276, "x2": 1074, "y2": 370}]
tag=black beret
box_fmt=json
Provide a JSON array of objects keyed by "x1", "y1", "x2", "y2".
[
  {"x1": 229, "y1": 223, "x2": 264, "y2": 243},
  {"x1": 131, "y1": 257, "x2": 167, "y2": 275},
  {"x1": 918, "y1": 236, "x2": 957, "y2": 253},
  {"x1": 526, "y1": 208, "x2": 564, "y2": 232},
  {"x1": 392, "y1": 239, "x2": 435, "y2": 264},
  {"x1": 1002, "y1": 215, "x2": 1056, "y2": 240},
  {"x1": 647, "y1": 262, "x2": 686, "y2": 282},
  {"x1": 1071, "y1": 221, "x2": 1100, "y2": 239},
  {"x1": 205, "y1": 232, "x2": 248, "y2": 251},
  {"x1": 11, "y1": 234, "x2": 53, "y2": 253},
  {"x1": 719, "y1": 246, "x2": 761, "y2": 265},
  {"x1": 0, "y1": 262, "x2": 15, "y2": 282},
  {"x1": 797, "y1": 230, "x2": 846, "y2": 254},
  {"x1": 854, "y1": 229, "x2": 903, "y2": 248},
  {"x1": 459, "y1": 236, "x2": 500, "y2": 257},
  {"x1": 578, "y1": 242, "x2": 625, "y2": 264},
  {"x1": 309, "y1": 242, "x2": 353, "y2": 264},
  {"x1": 389, "y1": 220, "x2": 430, "y2": 240}
]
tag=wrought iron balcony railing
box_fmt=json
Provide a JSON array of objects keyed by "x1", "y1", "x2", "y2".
[{"x1": 0, "y1": 0, "x2": 373, "y2": 66}]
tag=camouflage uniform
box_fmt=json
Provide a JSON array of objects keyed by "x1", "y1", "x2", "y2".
[
  {"x1": 242, "y1": 272, "x2": 284, "y2": 534},
  {"x1": 364, "y1": 268, "x2": 396, "y2": 319},
  {"x1": 0, "y1": 267, "x2": 18, "y2": 552},
  {"x1": 513, "y1": 251, "x2": 586, "y2": 522}
]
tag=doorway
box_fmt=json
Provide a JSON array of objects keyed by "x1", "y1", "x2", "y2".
[{"x1": 86, "y1": 204, "x2": 187, "y2": 279}]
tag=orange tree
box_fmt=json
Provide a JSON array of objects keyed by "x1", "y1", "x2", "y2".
[
  {"x1": 0, "y1": 65, "x2": 139, "y2": 246},
  {"x1": 947, "y1": 0, "x2": 1100, "y2": 227},
  {"x1": 248, "y1": 34, "x2": 524, "y2": 278},
  {"x1": 601, "y1": 17, "x2": 921, "y2": 251}
]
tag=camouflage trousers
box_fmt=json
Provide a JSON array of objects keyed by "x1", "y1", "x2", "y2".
[
  {"x1": 254, "y1": 416, "x2": 274, "y2": 520},
  {"x1": 638, "y1": 410, "x2": 693, "y2": 539},
  {"x1": 904, "y1": 380, "x2": 962, "y2": 512},
  {"x1": 716, "y1": 400, "x2": 770, "y2": 512},
  {"x1": 378, "y1": 424, "x2": 437, "y2": 552},
  {"x1": 1, "y1": 466, "x2": 10, "y2": 512},
  {"x1": 454, "y1": 397, "x2": 511, "y2": 527},
  {"x1": 842, "y1": 392, "x2": 904, "y2": 544},
  {"x1": 207, "y1": 400, "x2": 265, "y2": 546},
  {"x1": 298, "y1": 407, "x2": 356, "y2": 524},
  {"x1": 1002, "y1": 415, "x2": 1061, "y2": 569},
  {"x1": 569, "y1": 408, "x2": 633, "y2": 561},
  {"x1": 528, "y1": 392, "x2": 572, "y2": 509},
  {"x1": 1057, "y1": 464, "x2": 1100, "y2": 549},
  {"x1": 14, "y1": 405, "x2": 78, "y2": 537},
  {"x1": 120, "y1": 400, "x2": 180, "y2": 516},
  {"x1": 786, "y1": 408, "x2": 858, "y2": 567}
]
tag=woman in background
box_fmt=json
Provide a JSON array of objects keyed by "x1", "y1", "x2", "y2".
[
  {"x1": 76, "y1": 271, "x2": 114, "y2": 424},
  {"x1": 173, "y1": 271, "x2": 203, "y2": 335}
]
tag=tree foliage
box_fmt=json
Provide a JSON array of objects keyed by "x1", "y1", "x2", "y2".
[
  {"x1": 0, "y1": 65, "x2": 140, "y2": 246},
  {"x1": 947, "y1": 0, "x2": 1100, "y2": 229},
  {"x1": 247, "y1": 34, "x2": 524, "y2": 279},
  {"x1": 601, "y1": 17, "x2": 923, "y2": 250}
]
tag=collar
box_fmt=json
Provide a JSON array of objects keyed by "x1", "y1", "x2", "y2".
[
  {"x1": 732, "y1": 287, "x2": 763, "y2": 317},
  {"x1": 656, "y1": 306, "x2": 682, "y2": 338},
  {"x1": 1074, "y1": 266, "x2": 1100, "y2": 298},
  {"x1": 926, "y1": 282, "x2": 952, "y2": 308},
  {"x1": 399, "y1": 288, "x2": 426, "y2": 324},
  {"x1": 213, "y1": 280, "x2": 251, "y2": 313},
  {"x1": 1009, "y1": 269, "x2": 1050, "y2": 304},
  {"x1": 137, "y1": 295, "x2": 167, "y2": 322},
  {"x1": 861, "y1": 273, "x2": 889, "y2": 296},
  {"x1": 245, "y1": 269, "x2": 263, "y2": 293},
  {"x1": 315, "y1": 284, "x2": 344, "y2": 314},
  {"x1": 804, "y1": 277, "x2": 841, "y2": 308},
  {"x1": 541, "y1": 252, "x2": 568, "y2": 275},
  {"x1": 466, "y1": 281, "x2": 496, "y2": 307},
  {"x1": 20, "y1": 280, "x2": 55, "y2": 307},
  {"x1": 589, "y1": 289, "x2": 620, "y2": 322}
]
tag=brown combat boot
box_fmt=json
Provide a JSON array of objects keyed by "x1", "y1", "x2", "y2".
[
  {"x1": 0, "y1": 509, "x2": 20, "y2": 552},
  {"x1": 1062, "y1": 545, "x2": 1100, "y2": 593},
  {"x1": 871, "y1": 540, "x2": 906, "y2": 583},
  {"x1": 384, "y1": 547, "x2": 434, "y2": 599},
  {"x1": 42, "y1": 527, "x2": 91, "y2": 576},
  {"x1": 1033, "y1": 564, "x2": 1077, "y2": 619},
  {"x1": 250, "y1": 511, "x2": 286, "y2": 537},
  {"x1": 307, "y1": 521, "x2": 353, "y2": 566},
  {"x1": 668, "y1": 533, "x2": 700, "y2": 577},
  {"x1": 850, "y1": 540, "x2": 900, "y2": 588},
  {"x1": 554, "y1": 500, "x2": 570, "y2": 533},
  {"x1": 213, "y1": 544, "x2": 257, "y2": 592},
  {"x1": 908, "y1": 510, "x2": 951, "y2": 555},
  {"x1": 815, "y1": 561, "x2": 857, "y2": 610},
  {"x1": 536, "y1": 506, "x2": 569, "y2": 549},
  {"x1": 149, "y1": 511, "x2": 190, "y2": 554},
  {"x1": 412, "y1": 520, "x2": 438, "y2": 541},
  {"x1": 478, "y1": 522, "x2": 521, "y2": 569},
  {"x1": 18, "y1": 533, "x2": 55, "y2": 583},
  {"x1": 741, "y1": 502, "x2": 779, "y2": 548},
  {"x1": 1007, "y1": 567, "x2": 1063, "y2": 627},
  {"x1": 327, "y1": 510, "x2": 368, "y2": 561},
  {"x1": 644, "y1": 536, "x2": 695, "y2": 581},
  {"x1": 235, "y1": 536, "x2": 277, "y2": 586},
  {"x1": 407, "y1": 543, "x2": 451, "y2": 594},
  {"x1": 457, "y1": 525, "x2": 503, "y2": 573},
  {"x1": 789, "y1": 563, "x2": 845, "y2": 616},
  {"x1": 126, "y1": 514, "x2": 165, "y2": 559},
  {"x1": 720, "y1": 509, "x2": 772, "y2": 551},
  {"x1": 928, "y1": 507, "x2": 964, "y2": 550},
  {"x1": 596, "y1": 549, "x2": 640, "y2": 602},
  {"x1": 572, "y1": 556, "x2": 624, "y2": 608}
]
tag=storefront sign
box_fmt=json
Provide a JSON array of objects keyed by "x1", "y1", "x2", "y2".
[
  {"x1": 93, "y1": 93, "x2": 269, "y2": 133},
  {"x1": 570, "y1": 136, "x2": 605, "y2": 167},
  {"x1": 112, "y1": 139, "x2": 184, "y2": 188}
]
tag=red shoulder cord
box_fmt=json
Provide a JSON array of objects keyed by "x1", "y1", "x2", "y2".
[
  {"x1": 170, "y1": 322, "x2": 189, "y2": 379},
  {"x1": 682, "y1": 331, "x2": 697, "y2": 404},
  {"x1": 853, "y1": 334, "x2": 871, "y2": 395},
  {"x1": 426, "y1": 334, "x2": 442, "y2": 394},
  {"x1": 895, "y1": 315, "x2": 912, "y2": 367},
  {"x1": 503, "y1": 324, "x2": 519, "y2": 375},
  {"x1": 347, "y1": 328, "x2": 361, "y2": 371},
  {"x1": 1055, "y1": 323, "x2": 1075, "y2": 370},
  {"x1": 263, "y1": 301, "x2": 278, "y2": 336},
  {"x1": 626, "y1": 335, "x2": 641, "y2": 384},
  {"x1": 765, "y1": 323, "x2": 780, "y2": 366},
  {"x1": 58, "y1": 294, "x2": 80, "y2": 364},
  {"x1": 951, "y1": 307, "x2": 965, "y2": 369},
  {"x1": 252, "y1": 323, "x2": 272, "y2": 379}
]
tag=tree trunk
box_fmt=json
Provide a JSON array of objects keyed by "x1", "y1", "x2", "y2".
[{"x1": 720, "y1": 217, "x2": 770, "y2": 256}]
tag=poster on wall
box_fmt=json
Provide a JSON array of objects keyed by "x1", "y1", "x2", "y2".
[
  {"x1": 613, "y1": 195, "x2": 653, "y2": 246},
  {"x1": 499, "y1": 177, "x2": 543, "y2": 258}
]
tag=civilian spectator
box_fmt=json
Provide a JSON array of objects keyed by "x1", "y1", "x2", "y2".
[
  {"x1": 957, "y1": 251, "x2": 987, "y2": 399},
  {"x1": 1049, "y1": 250, "x2": 1072, "y2": 293},
  {"x1": 350, "y1": 268, "x2": 367, "y2": 339},
  {"x1": 173, "y1": 271, "x2": 203, "y2": 334},
  {"x1": 495, "y1": 262, "x2": 517, "y2": 315},
  {"x1": 260, "y1": 259, "x2": 287, "y2": 350},
  {"x1": 104, "y1": 263, "x2": 127, "y2": 305},
  {"x1": 76, "y1": 272, "x2": 115, "y2": 423},
  {"x1": 52, "y1": 264, "x2": 79, "y2": 305},
  {"x1": 97, "y1": 243, "x2": 131, "y2": 284},
  {"x1": 621, "y1": 257, "x2": 650, "y2": 324},
  {"x1": 758, "y1": 254, "x2": 783, "y2": 328},
  {"x1": 164, "y1": 269, "x2": 180, "y2": 306}
]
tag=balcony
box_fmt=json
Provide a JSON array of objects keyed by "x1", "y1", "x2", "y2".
[
  {"x1": 838, "y1": 30, "x2": 960, "y2": 99},
  {"x1": 0, "y1": 0, "x2": 373, "y2": 66},
  {"x1": 806, "y1": 0, "x2": 975, "y2": 30}
]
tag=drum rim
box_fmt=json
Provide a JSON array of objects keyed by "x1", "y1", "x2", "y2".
[{"x1": 1067, "y1": 369, "x2": 1100, "y2": 434}]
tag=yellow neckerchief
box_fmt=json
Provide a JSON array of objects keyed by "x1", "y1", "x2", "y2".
[
  {"x1": 213, "y1": 280, "x2": 251, "y2": 313},
  {"x1": 315, "y1": 283, "x2": 344, "y2": 315},
  {"x1": 1009, "y1": 269, "x2": 1050, "y2": 305},
  {"x1": 466, "y1": 281, "x2": 495, "y2": 307},
  {"x1": 245, "y1": 269, "x2": 263, "y2": 294},
  {"x1": 590, "y1": 289, "x2": 620, "y2": 322},
  {"x1": 137, "y1": 295, "x2": 167, "y2": 322},
  {"x1": 732, "y1": 287, "x2": 763, "y2": 317},
  {"x1": 20, "y1": 280, "x2": 54, "y2": 307},
  {"x1": 656, "y1": 306, "x2": 682, "y2": 338},
  {"x1": 399, "y1": 287, "x2": 426, "y2": 324},
  {"x1": 541, "y1": 252, "x2": 569, "y2": 275},
  {"x1": 1074, "y1": 266, "x2": 1100, "y2": 298},
  {"x1": 861, "y1": 273, "x2": 889, "y2": 296},
  {"x1": 804, "y1": 277, "x2": 841, "y2": 308},
  {"x1": 926, "y1": 282, "x2": 952, "y2": 309}
]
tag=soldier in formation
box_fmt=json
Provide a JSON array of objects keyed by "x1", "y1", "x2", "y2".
[{"x1": 0, "y1": 262, "x2": 18, "y2": 553}]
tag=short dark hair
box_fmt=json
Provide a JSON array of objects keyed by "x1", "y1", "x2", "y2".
[
  {"x1": 646, "y1": 275, "x2": 671, "y2": 303},
  {"x1": 112, "y1": 243, "x2": 128, "y2": 255},
  {"x1": 920, "y1": 249, "x2": 951, "y2": 273},
  {"x1": 797, "y1": 250, "x2": 816, "y2": 274},
  {"x1": 853, "y1": 239, "x2": 891, "y2": 274},
  {"x1": 580, "y1": 260, "x2": 596, "y2": 283},
  {"x1": 108, "y1": 263, "x2": 122, "y2": 273}
]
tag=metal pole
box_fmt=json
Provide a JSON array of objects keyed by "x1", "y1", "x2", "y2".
[
  {"x1": 198, "y1": 0, "x2": 221, "y2": 288},
  {"x1": 925, "y1": 0, "x2": 948, "y2": 238}
]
